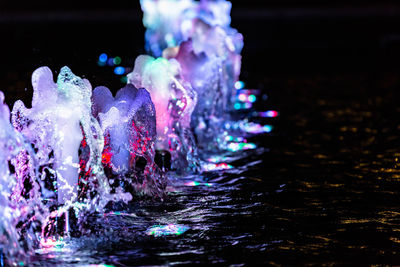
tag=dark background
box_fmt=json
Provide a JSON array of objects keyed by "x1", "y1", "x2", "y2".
[{"x1": 0, "y1": 1, "x2": 400, "y2": 105}]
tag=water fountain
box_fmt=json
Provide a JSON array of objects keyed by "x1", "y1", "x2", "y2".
[
  {"x1": 0, "y1": 0, "x2": 266, "y2": 264},
  {"x1": 92, "y1": 83, "x2": 166, "y2": 197},
  {"x1": 141, "y1": 0, "x2": 243, "y2": 152},
  {"x1": 128, "y1": 55, "x2": 200, "y2": 173},
  {"x1": 0, "y1": 90, "x2": 26, "y2": 259}
]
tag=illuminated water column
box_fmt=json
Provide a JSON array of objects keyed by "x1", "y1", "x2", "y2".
[
  {"x1": 128, "y1": 55, "x2": 200, "y2": 172},
  {"x1": 12, "y1": 66, "x2": 97, "y2": 204}
]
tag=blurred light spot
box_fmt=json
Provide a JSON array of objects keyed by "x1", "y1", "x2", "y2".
[
  {"x1": 224, "y1": 135, "x2": 246, "y2": 143},
  {"x1": 185, "y1": 181, "x2": 200, "y2": 186},
  {"x1": 113, "y1": 56, "x2": 122, "y2": 65},
  {"x1": 235, "y1": 81, "x2": 245, "y2": 90},
  {"x1": 207, "y1": 155, "x2": 230, "y2": 163},
  {"x1": 97, "y1": 60, "x2": 106, "y2": 67},
  {"x1": 258, "y1": 110, "x2": 279, "y2": 118},
  {"x1": 107, "y1": 58, "x2": 114, "y2": 66},
  {"x1": 184, "y1": 180, "x2": 214, "y2": 187},
  {"x1": 227, "y1": 142, "x2": 257, "y2": 152},
  {"x1": 263, "y1": 125, "x2": 273, "y2": 132},
  {"x1": 234, "y1": 103, "x2": 241, "y2": 110},
  {"x1": 235, "y1": 137, "x2": 245, "y2": 142},
  {"x1": 225, "y1": 135, "x2": 234, "y2": 142},
  {"x1": 248, "y1": 95, "x2": 256, "y2": 103},
  {"x1": 146, "y1": 224, "x2": 189, "y2": 237},
  {"x1": 244, "y1": 103, "x2": 252, "y2": 109},
  {"x1": 99, "y1": 53, "x2": 108, "y2": 63},
  {"x1": 238, "y1": 93, "x2": 247, "y2": 102},
  {"x1": 202, "y1": 162, "x2": 233, "y2": 172},
  {"x1": 114, "y1": 66, "x2": 125, "y2": 75},
  {"x1": 240, "y1": 122, "x2": 273, "y2": 134}
]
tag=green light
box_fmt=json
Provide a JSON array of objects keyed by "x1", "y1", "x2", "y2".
[
  {"x1": 113, "y1": 56, "x2": 122, "y2": 65},
  {"x1": 234, "y1": 103, "x2": 241, "y2": 110},
  {"x1": 248, "y1": 95, "x2": 256, "y2": 103}
]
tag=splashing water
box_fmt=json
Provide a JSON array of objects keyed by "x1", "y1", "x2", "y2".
[
  {"x1": 128, "y1": 55, "x2": 200, "y2": 174},
  {"x1": 0, "y1": 91, "x2": 26, "y2": 259},
  {"x1": 0, "y1": 90, "x2": 53, "y2": 262},
  {"x1": 141, "y1": 0, "x2": 243, "y2": 152},
  {"x1": 2, "y1": 67, "x2": 141, "y2": 261},
  {"x1": 92, "y1": 84, "x2": 166, "y2": 198},
  {"x1": 141, "y1": 0, "x2": 236, "y2": 58},
  {"x1": 13, "y1": 67, "x2": 91, "y2": 205},
  {"x1": 0, "y1": 1, "x2": 279, "y2": 264}
]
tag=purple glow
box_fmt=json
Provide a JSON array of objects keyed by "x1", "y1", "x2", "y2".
[
  {"x1": 141, "y1": 0, "x2": 243, "y2": 152},
  {"x1": 128, "y1": 55, "x2": 200, "y2": 173}
]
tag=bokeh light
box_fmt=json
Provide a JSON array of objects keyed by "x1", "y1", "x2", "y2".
[
  {"x1": 99, "y1": 53, "x2": 108, "y2": 63},
  {"x1": 235, "y1": 81, "x2": 245, "y2": 90},
  {"x1": 114, "y1": 66, "x2": 125, "y2": 75},
  {"x1": 113, "y1": 56, "x2": 122, "y2": 65}
]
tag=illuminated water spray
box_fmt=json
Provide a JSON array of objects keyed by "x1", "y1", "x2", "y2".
[
  {"x1": 141, "y1": 0, "x2": 243, "y2": 152},
  {"x1": 0, "y1": 0, "x2": 280, "y2": 263},
  {"x1": 12, "y1": 67, "x2": 103, "y2": 205},
  {"x1": 128, "y1": 55, "x2": 200, "y2": 173},
  {"x1": 92, "y1": 84, "x2": 166, "y2": 197},
  {"x1": 0, "y1": 91, "x2": 24, "y2": 258}
]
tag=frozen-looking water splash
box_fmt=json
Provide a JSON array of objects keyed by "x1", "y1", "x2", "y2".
[
  {"x1": 13, "y1": 66, "x2": 96, "y2": 205},
  {"x1": 92, "y1": 84, "x2": 166, "y2": 198},
  {"x1": 128, "y1": 55, "x2": 200, "y2": 173},
  {"x1": 11, "y1": 67, "x2": 137, "y2": 209},
  {"x1": 0, "y1": 0, "x2": 279, "y2": 264},
  {"x1": 0, "y1": 91, "x2": 49, "y2": 261},
  {"x1": 141, "y1": 0, "x2": 243, "y2": 152},
  {"x1": 0, "y1": 91, "x2": 24, "y2": 258}
]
